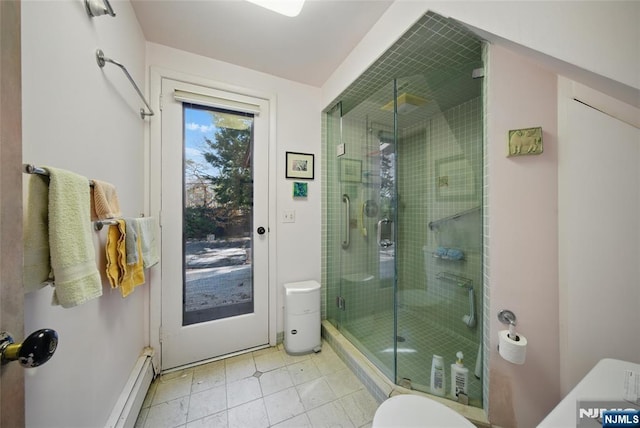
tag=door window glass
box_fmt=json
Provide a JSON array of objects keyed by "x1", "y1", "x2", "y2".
[{"x1": 182, "y1": 104, "x2": 255, "y2": 325}]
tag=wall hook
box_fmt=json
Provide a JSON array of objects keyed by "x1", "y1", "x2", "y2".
[{"x1": 85, "y1": 0, "x2": 116, "y2": 18}]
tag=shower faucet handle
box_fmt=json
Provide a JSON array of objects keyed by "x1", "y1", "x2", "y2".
[{"x1": 0, "y1": 328, "x2": 58, "y2": 368}]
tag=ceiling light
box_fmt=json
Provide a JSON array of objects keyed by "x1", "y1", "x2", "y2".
[{"x1": 246, "y1": 0, "x2": 305, "y2": 17}]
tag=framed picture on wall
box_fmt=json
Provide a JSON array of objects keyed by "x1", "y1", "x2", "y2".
[
  {"x1": 293, "y1": 182, "x2": 308, "y2": 198},
  {"x1": 286, "y1": 152, "x2": 314, "y2": 179},
  {"x1": 435, "y1": 155, "x2": 476, "y2": 201}
]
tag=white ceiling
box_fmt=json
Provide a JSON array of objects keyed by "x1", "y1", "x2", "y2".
[{"x1": 130, "y1": 0, "x2": 394, "y2": 87}]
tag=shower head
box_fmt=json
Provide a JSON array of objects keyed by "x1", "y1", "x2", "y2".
[{"x1": 381, "y1": 93, "x2": 428, "y2": 114}]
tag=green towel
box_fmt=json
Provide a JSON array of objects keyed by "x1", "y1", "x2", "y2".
[
  {"x1": 137, "y1": 217, "x2": 159, "y2": 268},
  {"x1": 45, "y1": 166, "x2": 102, "y2": 308},
  {"x1": 23, "y1": 174, "x2": 52, "y2": 292},
  {"x1": 124, "y1": 218, "x2": 139, "y2": 265}
]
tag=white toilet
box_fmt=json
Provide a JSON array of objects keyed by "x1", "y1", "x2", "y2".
[{"x1": 372, "y1": 394, "x2": 475, "y2": 427}]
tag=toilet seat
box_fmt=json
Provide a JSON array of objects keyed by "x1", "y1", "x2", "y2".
[{"x1": 372, "y1": 394, "x2": 475, "y2": 427}]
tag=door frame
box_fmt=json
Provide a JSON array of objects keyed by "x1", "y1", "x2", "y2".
[
  {"x1": 0, "y1": 0, "x2": 25, "y2": 425},
  {"x1": 147, "y1": 67, "x2": 278, "y2": 371}
]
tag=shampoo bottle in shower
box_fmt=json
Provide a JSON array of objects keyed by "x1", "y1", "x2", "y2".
[
  {"x1": 430, "y1": 355, "x2": 445, "y2": 396},
  {"x1": 451, "y1": 351, "x2": 469, "y2": 398}
]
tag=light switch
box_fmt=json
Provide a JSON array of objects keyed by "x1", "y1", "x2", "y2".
[{"x1": 283, "y1": 210, "x2": 296, "y2": 223}]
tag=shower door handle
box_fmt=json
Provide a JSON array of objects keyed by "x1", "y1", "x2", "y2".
[
  {"x1": 377, "y1": 218, "x2": 393, "y2": 248},
  {"x1": 342, "y1": 194, "x2": 350, "y2": 249}
]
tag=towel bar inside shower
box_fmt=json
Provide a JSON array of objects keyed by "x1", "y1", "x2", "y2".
[{"x1": 428, "y1": 206, "x2": 481, "y2": 231}]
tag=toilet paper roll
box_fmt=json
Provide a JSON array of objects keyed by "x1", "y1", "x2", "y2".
[{"x1": 498, "y1": 329, "x2": 527, "y2": 364}]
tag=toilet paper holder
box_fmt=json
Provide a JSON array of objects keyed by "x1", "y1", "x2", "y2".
[{"x1": 497, "y1": 309, "x2": 519, "y2": 340}]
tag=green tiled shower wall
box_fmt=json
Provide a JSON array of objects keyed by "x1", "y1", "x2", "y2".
[
  {"x1": 398, "y1": 97, "x2": 483, "y2": 344},
  {"x1": 321, "y1": 11, "x2": 485, "y2": 408}
]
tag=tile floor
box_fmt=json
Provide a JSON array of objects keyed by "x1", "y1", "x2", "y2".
[{"x1": 135, "y1": 340, "x2": 381, "y2": 428}]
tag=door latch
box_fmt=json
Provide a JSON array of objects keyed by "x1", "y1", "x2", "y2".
[{"x1": 0, "y1": 329, "x2": 58, "y2": 368}]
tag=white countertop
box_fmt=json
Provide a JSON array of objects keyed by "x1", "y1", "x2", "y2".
[{"x1": 538, "y1": 358, "x2": 640, "y2": 427}]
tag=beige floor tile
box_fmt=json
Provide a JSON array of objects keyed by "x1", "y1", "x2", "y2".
[
  {"x1": 339, "y1": 389, "x2": 378, "y2": 427},
  {"x1": 287, "y1": 359, "x2": 321, "y2": 385},
  {"x1": 226, "y1": 353, "x2": 257, "y2": 383},
  {"x1": 191, "y1": 361, "x2": 226, "y2": 394},
  {"x1": 281, "y1": 350, "x2": 312, "y2": 366},
  {"x1": 185, "y1": 411, "x2": 228, "y2": 428},
  {"x1": 152, "y1": 373, "x2": 194, "y2": 405},
  {"x1": 227, "y1": 376, "x2": 262, "y2": 408},
  {"x1": 296, "y1": 377, "x2": 337, "y2": 411},
  {"x1": 263, "y1": 387, "x2": 305, "y2": 426},
  {"x1": 325, "y1": 367, "x2": 362, "y2": 397},
  {"x1": 255, "y1": 350, "x2": 286, "y2": 372},
  {"x1": 252, "y1": 346, "x2": 279, "y2": 357},
  {"x1": 313, "y1": 351, "x2": 348, "y2": 376},
  {"x1": 227, "y1": 398, "x2": 269, "y2": 428},
  {"x1": 260, "y1": 366, "x2": 294, "y2": 396},
  {"x1": 271, "y1": 413, "x2": 313, "y2": 428},
  {"x1": 187, "y1": 384, "x2": 227, "y2": 422},
  {"x1": 139, "y1": 340, "x2": 382, "y2": 428},
  {"x1": 144, "y1": 397, "x2": 189, "y2": 428},
  {"x1": 306, "y1": 401, "x2": 355, "y2": 428}
]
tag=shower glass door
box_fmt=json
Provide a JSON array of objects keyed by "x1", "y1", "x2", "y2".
[
  {"x1": 327, "y1": 80, "x2": 398, "y2": 380},
  {"x1": 326, "y1": 71, "x2": 483, "y2": 406},
  {"x1": 393, "y1": 71, "x2": 483, "y2": 405}
]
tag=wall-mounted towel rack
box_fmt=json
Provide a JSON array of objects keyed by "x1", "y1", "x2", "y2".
[
  {"x1": 94, "y1": 219, "x2": 118, "y2": 231},
  {"x1": 24, "y1": 164, "x2": 47, "y2": 176},
  {"x1": 95, "y1": 49, "x2": 154, "y2": 119},
  {"x1": 428, "y1": 206, "x2": 481, "y2": 231},
  {"x1": 23, "y1": 164, "x2": 95, "y2": 187}
]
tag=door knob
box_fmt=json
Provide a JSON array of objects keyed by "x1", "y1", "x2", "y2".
[
  {"x1": 0, "y1": 329, "x2": 58, "y2": 368},
  {"x1": 257, "y1": 226, "x2": 266, "y2": 235}
]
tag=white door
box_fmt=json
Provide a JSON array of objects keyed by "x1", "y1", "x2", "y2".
[
  {"x1": 559, "y1": 88, "x2": 640, "y2": 392},
  {"x1": 159, "y1": 78, "x2": 270, "y2": 369}
]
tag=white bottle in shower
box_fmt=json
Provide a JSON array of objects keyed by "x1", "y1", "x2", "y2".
[
  {"x1": 430, "y1": 355, "x2": 445, "y2": 396},
  {"x1": 451, "y1": 351, "x2": 469, "y2": 398}
]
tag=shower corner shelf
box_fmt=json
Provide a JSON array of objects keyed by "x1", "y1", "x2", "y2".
[
  {"x1": 432, "y1": 252, "x2": 465, "y2": 262},
  {"x1": 436, "y1": 272, "x2": 473, "y2": 288}
]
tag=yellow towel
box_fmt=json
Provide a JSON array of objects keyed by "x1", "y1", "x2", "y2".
[
  {"x1": 91, "y1": 179, "x2": 121, "y2": 221},
  {"x1": 106, "y1": 220, "x2": 145, "y2": 297},
  {"x1": 105, "y1": 222, "x2": 124, "y2": 288},
  {"x1": 23, "y1": 174, "x2": 52, "y2": 292},
  {"x1": 45, "y1": 166, "x2": 102, "y2": 308}
]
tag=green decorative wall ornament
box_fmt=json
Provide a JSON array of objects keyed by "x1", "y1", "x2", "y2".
[
  {"x1": 293, "y1": 182, "x2": 308, "y2": 198},
  {"x1": 508, "y1": 127, "x2": 543, "y2": 156}
]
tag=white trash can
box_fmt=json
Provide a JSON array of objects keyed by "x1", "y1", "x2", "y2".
[{"x1": 283, "y1": 280, "x2": 321, "y2": 355}]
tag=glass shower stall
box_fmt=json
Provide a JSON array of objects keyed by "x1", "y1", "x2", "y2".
[{"x1": 324, "y1": 12, "x2": 485, "y2": 407}]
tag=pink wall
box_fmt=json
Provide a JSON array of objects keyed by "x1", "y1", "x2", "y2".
[{"x1": 487, "y1": 45, "x2": 560, "y2": 427}]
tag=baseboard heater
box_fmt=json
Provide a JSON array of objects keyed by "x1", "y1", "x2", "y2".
[{"x1": 105, "y1": 347, "x2": 156, "y2": 428}]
